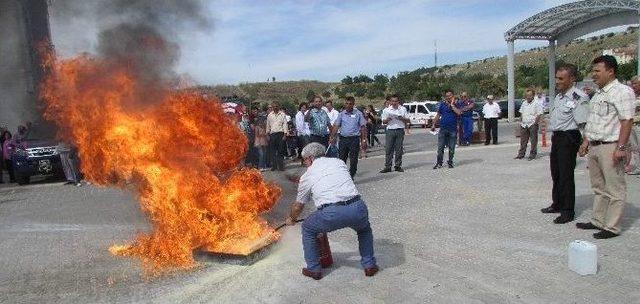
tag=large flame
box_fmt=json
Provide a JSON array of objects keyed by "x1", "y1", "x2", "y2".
[{"x1": 39, "y1": 50, "x2": 281, "y2": 274}]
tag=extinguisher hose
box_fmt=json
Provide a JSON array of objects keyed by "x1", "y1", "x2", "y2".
[{"x1": 275, "y1": 218, "x2": 305, "y2": 231}]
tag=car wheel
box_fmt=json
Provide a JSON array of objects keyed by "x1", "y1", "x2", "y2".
[{"x1": 16, "y1": 175, "x2": 30, "y2": 185}]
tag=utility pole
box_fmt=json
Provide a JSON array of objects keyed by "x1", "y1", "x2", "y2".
[{"x1": 434, "y1": 39, "x2": 438, "y2": 68}]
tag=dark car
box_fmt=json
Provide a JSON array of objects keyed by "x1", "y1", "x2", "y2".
[
  {"x1": 497, "y1": 100, "x2": 522, "y2": 118},
  {"x1": 11, "y1": 138, "x2": 65, "y2": 185}
]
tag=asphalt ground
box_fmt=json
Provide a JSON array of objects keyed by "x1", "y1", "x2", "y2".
[{"x1": 1, "y1": 121, "x2": 639, "y2": 303}]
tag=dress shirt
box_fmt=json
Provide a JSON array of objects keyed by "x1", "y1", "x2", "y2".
[
  {"x1": 550, "y1": 86, "x2": 589, "y2": 131},
  {"x1": 308, "y1": 108, "x2": 331, "y2": 136},
  {"x1": 295, "y1": 111, "x2": 310, "y2": 136},
  {"x1": 482, "y1": 102, "x2": 501, "y2": 119},
  {"x1": 325, "y1": 108, "x2": 340, "y2": 126},
  {"x1": 296, "y1": 157, "x2": 360, "y2": 208},
  {"x1": 381, "y1": 106, "x2": 408, "y2": 129},
  {"x1": 335, "y1": 109, "x2": 367, "y2": 136},
  {"x1": 519, "y1": 99, "x2": 543, "y2": 128},
  {"x1": 585, "y1": 79, "x2": 636, "y2": 142},
  {"x1": 266, "y1": 111, "x2": 288, "y2": 134}
]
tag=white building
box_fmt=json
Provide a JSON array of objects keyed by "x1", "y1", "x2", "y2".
[{"x1": 602, "y1": 46, "x2": 636, "y2": 65}]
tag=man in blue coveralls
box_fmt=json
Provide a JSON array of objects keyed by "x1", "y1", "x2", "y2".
[
  {"x1": 432, "y1": 90, "x2": 463, "y2": 169},
  {"x1": 457, "y1": 92, "x2": 475, "y2": 146}
]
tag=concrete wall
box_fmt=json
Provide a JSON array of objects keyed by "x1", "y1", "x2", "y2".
[{"x1": 0, "y1": 0, "x2": 40, "y2": 133}]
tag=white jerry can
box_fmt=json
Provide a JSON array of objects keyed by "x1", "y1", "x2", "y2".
[{"x1": 568, "y1": 240, "x2": 598, "y2": 275}]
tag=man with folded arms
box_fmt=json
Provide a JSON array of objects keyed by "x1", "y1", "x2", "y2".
[
  {"x1": 286, "y1": 142, "x2": 378, "y2": 280},
  {"x1": 576, "y1": 55, "x2": 635, "y2": 239}
]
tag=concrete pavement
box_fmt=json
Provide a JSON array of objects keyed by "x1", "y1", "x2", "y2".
[{"x1": 1, "y1": 122, "x2": 639, "y2": 303}]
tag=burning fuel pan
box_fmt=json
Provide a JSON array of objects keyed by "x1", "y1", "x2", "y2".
[{"x1": 198, "y1": 230, "x2": 280, "y2": 265}]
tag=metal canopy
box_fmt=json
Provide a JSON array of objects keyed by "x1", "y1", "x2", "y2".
[{"x1": 505, "y1": 0, "x2": 640, "y2": 41}]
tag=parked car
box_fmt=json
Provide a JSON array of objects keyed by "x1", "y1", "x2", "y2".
[
  {"x1": 11, "y1": 138, "x2": 65, "y2": 185},
  {"x1": 497, "y1": 100, "x2": 522, "y2": 118},
  {"x1": 403, "y1": 101, "x2": 439, "y2": 127}
]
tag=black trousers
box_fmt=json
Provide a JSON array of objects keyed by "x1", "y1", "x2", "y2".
[
  {"x1": 310, "y1": 134, "x2": 329, "y2": 148},
  {"x1": 484, "y1": 118, "x2": 498, "y2": 144},
  {"x1": 269, "y1": 132, "x2": 285, "y2": 171},
  {"x1": 549, "y1": 130, "x2": 581, "y2": 217},
  {"x1": 4, "y1": 159, "x2": 14, "y2": 182},
  {"x1": 338, "y1": 136, "x2": 361, "y2": 178}
]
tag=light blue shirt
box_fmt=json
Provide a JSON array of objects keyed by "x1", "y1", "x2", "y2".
[{"x1": 335, "y1": 109, "x2": 366, "y2": 136}]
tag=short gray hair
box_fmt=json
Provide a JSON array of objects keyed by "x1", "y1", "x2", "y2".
[{"x1": 301, "y1": 142, "x2": 326, "y2": 159}]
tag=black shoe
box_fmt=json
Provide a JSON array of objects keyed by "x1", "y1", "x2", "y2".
[
  {"x1": 394, "y1": 167, "x2": 404, "y2": 172},
  {"x1": 493, "y1": 142, "x2": 498, "y2": 145},
  {"x1": 433, "y1": 164, "x2": 442, "y2": 170},
  {"x1": 379, "y1": 168, "x2": 392, "y2": 173},
  {"x1": 514, "y1": 156, "x2": 524, "y2": 159},
  {"x1": 593, "y1": 230, "x2": 619, "y2": 239},
  {"x1": 527, "y1": 155, "x2": 536, "y2": 161},
  {"x1": 576, "y1": 222, "x2": 601, "y2": 230},
  {"x1": 553, "y1": 215, "x2": 574, "y2": 224},
  {"x1": 540, "y1": 206, "x2": 560, "y2": 213},
  {"x1": 447, "y1": 162, "x2": 454, "y2": 168},
  {"x1": 484, "y1": 142, "x2": 490, "y2": 146}
]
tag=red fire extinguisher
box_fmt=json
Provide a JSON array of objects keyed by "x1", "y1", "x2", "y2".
[{"x1": 318, "y1": 233, "x2": 333, "y2": 268}]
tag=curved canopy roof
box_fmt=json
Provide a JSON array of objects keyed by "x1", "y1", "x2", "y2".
[{"x1": 505, "y1": 0, "x2": 640, "y2": 42}]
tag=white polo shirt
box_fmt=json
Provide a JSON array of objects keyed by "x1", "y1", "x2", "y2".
[
  {"x1": 482, "y1": 102, "x2": 501, "y2": 119},
  {"x1": 296, "y1": 157, "x2": 360, "y2": 208}
]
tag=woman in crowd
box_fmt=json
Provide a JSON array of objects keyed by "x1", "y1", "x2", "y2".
[
  {"x1": 2, "y1": 131, "x2": 16, "y2": 183},
  {"x1": 253, "y1": 117, "x2": 269, "y2": 171},
  {"x1": 365, "y1": 105, "x2": 381, "y2": 147}
]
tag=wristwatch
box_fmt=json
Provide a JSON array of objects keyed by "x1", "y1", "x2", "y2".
[{"x1": 617, "y1": 144, "x2": 629, "y2": 151}]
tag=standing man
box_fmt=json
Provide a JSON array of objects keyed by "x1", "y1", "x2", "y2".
[
  {"x1": 285, "y1": 142, "x2": 378, "y2": 280},
  {"x1": 331, "y1": 96, "x2": 367, "y2": 178},
  {"x1": 432, "y1": 90, "x2": 462, "y2": 169},
  {"x1": 266, "y1": 101, "x2": 288, "y2": 171},
  {"x1": 295, "y1": 102, "x2": 311, "y2": 161},
  {"x1": 516, "y1": 89, "x2": 544, "y2": 160},
  {"x1": 306, "y1": 96, "x2": 332, "y2": 147},
  {"x1": 457, "y1": 92, "x2": 475, "y2": 146},
  {"x1": 324, "y1": 100, "x2": 340, "y2": 128},
  {"x1": 380, "y1": 94, "x2": 410, "y2": 173},
  {"x1": 575, "y1": 56, "x2": 635, "y2": 239},
  {"x1": 482, "y1": 95, "x2": 500, "y2": 145},
  {"x1": 540, "y1": 64, "x2": 589, "y2": 224}
]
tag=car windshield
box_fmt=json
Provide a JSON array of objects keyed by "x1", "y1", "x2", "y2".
[{"x1": 425, "y1": 103, "x2": 438, "y2": 112}]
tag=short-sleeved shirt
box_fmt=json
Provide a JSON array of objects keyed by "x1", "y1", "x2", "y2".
[
  {"x1": 437, "y1": 101, "x2": 459, "y2": 131},
  {"x1": 335, "y1": 109, "x2": 367, "y2": 136},
  {"x1": 456, "y1": 99, "x2": 474, "y2": 118},
  {"x1": 325, "y1": 108, "x2": 340, "y2": 126},
  {"x1": 585, "y1": 79, "x2": 636, "y2": 142},
  {"x1": 308, "y1": 108, "x2": 331, "y2": 136},
  {"x1": 482, "y1": 102, "x2": 501, "y2": 119},
  {"x1": 381, "y1": 106, "x2": 408, "y2": 129},
  {"x1": 550, "y1": 86, "x2": 589, "y2": 131},
  {"x1": 266, "y1": 111, "x2": 288, "y2": 134},
  {"x1": 296, "y1": 157, "x2": 360, "y2": 208},
  {"x1": 519, "y1": 99, "x2": 544, "y2": 128}
]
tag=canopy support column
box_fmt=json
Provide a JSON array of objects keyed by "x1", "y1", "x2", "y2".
[
  {"x1": 507, "y1": 40, "x2": 515, "y2": 122},
  {"x1": 548, "y1": 40, "x2": 556, "y2": 105}
]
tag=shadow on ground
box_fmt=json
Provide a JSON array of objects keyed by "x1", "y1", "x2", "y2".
[{"x1": 331, "y1": 238, "x2": 405, "y2": 271}]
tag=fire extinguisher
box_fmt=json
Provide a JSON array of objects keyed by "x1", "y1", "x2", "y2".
[{"x1": 318, "y1": 233, "x2": 333, "y2": 268}]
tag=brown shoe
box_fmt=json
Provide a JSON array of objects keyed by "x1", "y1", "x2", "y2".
[
  {"x1": 302, "y1": 268, "x2": 322, "y2": 280},
  {"x1": 364, "y1": 266, "x2": 379, "y2": 277}
]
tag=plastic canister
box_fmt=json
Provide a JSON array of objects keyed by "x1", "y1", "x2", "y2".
[{"x1": 568, "y1": 240, "x2": 597, "y2": 275}]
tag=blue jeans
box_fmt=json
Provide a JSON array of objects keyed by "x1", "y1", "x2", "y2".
[
  {"x1": 256, "y1": 146, "x2": 267, "y2": 169},
  {"x1": 437, "y1": 128, "x2": 457, "y2": 165},
  {"x1": 301, "y1": 199, "x2": 376, "y2": 272}
]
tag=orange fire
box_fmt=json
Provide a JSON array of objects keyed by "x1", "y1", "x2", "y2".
[{"x1": 39, "y1": 51, "x2": 281, "y2": 274}]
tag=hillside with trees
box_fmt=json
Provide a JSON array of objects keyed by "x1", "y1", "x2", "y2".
[{"x1": 198, "y1": 28, "x2": 638, "y2": 111}]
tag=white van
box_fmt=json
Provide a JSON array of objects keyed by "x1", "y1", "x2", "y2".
[{"x1": 403, "y1": 101, "x2": 439, "y2": 127}]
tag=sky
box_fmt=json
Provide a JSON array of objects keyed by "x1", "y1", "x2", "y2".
[{"x1": 49, "y1": 0, "x2": 628, "y2": 85}]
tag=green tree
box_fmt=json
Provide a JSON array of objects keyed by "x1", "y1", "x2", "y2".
[
  {"x1": 306, "y1": 89, "x2": 316, "y2": 102},
  {"x1": 618, "y1": 59, "x2": 637, "y2": 81},
  {"x1": 341, "y1": 76, "x2": 353, "y2": 85},
  {"x1": 353, "y1": 74, "x2": 373, "y2": 84}
]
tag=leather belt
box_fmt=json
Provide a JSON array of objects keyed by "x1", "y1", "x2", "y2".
[
  {"x1": 590, "y1": 140, "x2": 616, "y2": 146},
  {"x1": 318, "y1": 195, "x2": 361, "y2": 210}
]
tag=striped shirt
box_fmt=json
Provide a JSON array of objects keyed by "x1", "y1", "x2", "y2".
[{"x1": 585, "y1": 79, "x2": 635, "y2": 142}]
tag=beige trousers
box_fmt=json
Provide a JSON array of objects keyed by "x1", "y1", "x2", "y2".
[{"x1": 587, "y1": 143, "x2": 627, "y2": 234}]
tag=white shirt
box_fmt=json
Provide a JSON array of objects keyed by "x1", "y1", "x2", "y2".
[
  {"x1": 519, "y1": 99, "x2": 543, "y2": 127},
  {"x1": 296, "y1": 157, "x2": 360, "y2": 208},
  {"x1": 381, "y1": 106, "x2": 408, "y2": 129},
  {"x1": 325, "y1": 108, "x2": 340, "y2": 126},
  {"x1": 585, "y1": 79, "x2": 636, "y2": 142},
  {"x1": 482, "y1": 102, "x2": 501, "y2": 119},
  {"x1": 295, "y1": 110, "x2": 310, "y2": 136}
]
